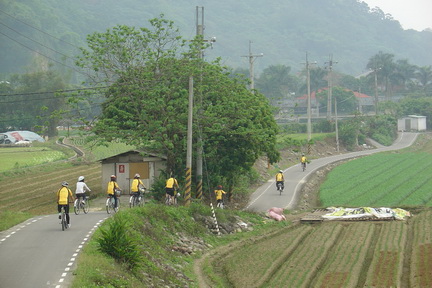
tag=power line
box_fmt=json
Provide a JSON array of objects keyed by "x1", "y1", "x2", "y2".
[
  {"x1": 0, "y1": 20, "x2": 72, "y2": 60},
  {"x1": 0, "y1": 86, "x2": 107, "y2": 98},
  {"x1": 0, "y1": 8, "x2": 81, "y2": 50},
  {"x1": 0, "y1": 102, "x2": 102, "y2": 124},
  {"x1": 0, "y1": 30, "x2": 87, "y2": 76}
]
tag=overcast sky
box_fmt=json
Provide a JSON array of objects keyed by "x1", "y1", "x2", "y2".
[{"x1": 362, "y1": 0, "x2": 432, "y2": 31}]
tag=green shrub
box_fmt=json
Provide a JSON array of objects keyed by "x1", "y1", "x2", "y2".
[{"x1": 97, "y1": 214, "x2": 143, "y2": 270}]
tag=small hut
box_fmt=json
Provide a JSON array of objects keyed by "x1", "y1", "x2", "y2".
[
  {"x1": 100, "y1": 150, "x2": 166, "y2": 194},
  {"x1": 397, "y1": 115, "x2": 427, "y2": 132}
]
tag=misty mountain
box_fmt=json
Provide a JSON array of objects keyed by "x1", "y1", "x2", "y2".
[{"x1": 1, "y1": 0, "x2": 431, "y2": 77}]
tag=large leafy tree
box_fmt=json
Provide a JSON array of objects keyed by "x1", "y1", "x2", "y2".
[
  {"x1": 255, "y1": 65, "x2": 299, "y2": 105},
  {"x1": 76, "y1": 15, "x2": 279, "y2": 190}
]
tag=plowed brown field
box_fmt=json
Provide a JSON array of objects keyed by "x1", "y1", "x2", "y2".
[{"x1": 198, "y1": 211, "x2": 432, "y2": 288}]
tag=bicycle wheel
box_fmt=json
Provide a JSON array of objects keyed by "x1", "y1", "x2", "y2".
[
  {"x1": 129, "y1": 196, "x2": 134, "y2": 208},
  {"x1": 61, "y1": 211, "x2": 66, "y2": 231},
  {"x1": 74, "y1": 199, "x2": 80, "y2": 215},
  {"x1": 114, "y1": 198, "x2": 120, "y2": 213},
  {"x1": 106, "y1": 198, "x2": 113, "y2": 214},
  {"x1": 83, "y1": 200, "x2": 89, "y2": 214},
  {"x1": 138, "y1": 195, "x2": 143, "y2": 207}
]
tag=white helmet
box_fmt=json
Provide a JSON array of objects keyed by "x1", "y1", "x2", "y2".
[
  {"x1": 61, "y1": 181, "x2": 69, "y2": 187},
  {"x1": 134, "y1": 173, "x2": 140, "y2": 178},
  {"x1": 78, "y1": 176, "x2": 85, "y2": 181},
  {"x1": 279, "y1": 170, "x2": 283, "y2": 173}
]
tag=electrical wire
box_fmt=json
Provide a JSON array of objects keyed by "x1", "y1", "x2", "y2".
[
  {"x1": 0, "y1": 20, "x2": 72, "y2": 60},
  {"x1": 0, "y1": 30, "x2": 87, "y2": 76},
  {"x1": 0, "y1": 8, "x2": 81, "y2": 50}
]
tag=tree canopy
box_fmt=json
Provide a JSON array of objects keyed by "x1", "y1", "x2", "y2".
[{"x1": 76, "y1": 15, "x2": 279, "y2": 190}]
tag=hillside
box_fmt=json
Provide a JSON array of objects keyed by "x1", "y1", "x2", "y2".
[{"x1": 1, "y1": 0, "x2": 431, "y2": 77}]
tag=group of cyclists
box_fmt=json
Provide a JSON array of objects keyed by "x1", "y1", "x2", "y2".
[
  {"x1": 56, "y1": 173, "x2": 188, "y2": 227},
  {"x1": 275, "y1": 153, "x2": 308, "y2": 193},
  {"x1": 57, "y1": 154, "x2": 308, "y2": 225},
  {"x1": 56, "y1": 176, "x2": 91, "y2": 228}
]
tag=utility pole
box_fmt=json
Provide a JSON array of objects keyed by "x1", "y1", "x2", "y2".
[
  {"x1": 373, "y1": 65, "x2": 380, "y2": 115},
  {"x1": 303, "y1": 52, "x2": 316, "y2": 142},
  {"x1": 325, "y1": 54, "x2": 337, "y2": 121},
  {"x1": 195, "y1": 6, "x2": 204, "y2": 201},
  {"x1": 325, "y1": 54, "x2": 339, "y2": 151},
  {"x1": 194, "y1": 6, "x2": 215, "y2": 200},
  {"x1": 241, "y1": 41, "x2": 263, "y2": 91},
  {"x1": 185, "y1": 76, "x2": 193, "y2": 206},
  {"x1": 334, "y1": 94, "x2": 340, "y2": 152}
]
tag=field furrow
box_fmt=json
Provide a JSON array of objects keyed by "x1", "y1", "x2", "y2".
[
  {"x1": 364, "y1": 221, "x2": 407, "y2": 287},
  {"x1": 222, "y1": 224, "x2": 313, "y2": 288},
  {"x1": 0, "y1": 164, "x2": 101, "y2": 212},
  {"x1": 264, "y1": 223, "x2": 343, "y2": 288},
  {"x1": 410, "y1": 211, "x2": 432, "y2": 287},
  {"x1": 312, "y1": 222, "x2": 375, "y2": 288}
]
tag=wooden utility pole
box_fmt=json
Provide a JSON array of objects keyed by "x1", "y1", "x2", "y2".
[{"x1": 241, "y1": 41, "x2": 263, "y2": 91}]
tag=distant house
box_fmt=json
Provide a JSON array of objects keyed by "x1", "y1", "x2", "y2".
[
  {"x1": 398, "y1": 115, "x2": 427, "y2": 132},
  {"x1": 294, "y1": 88, "x2": 374, "y2": 115},
  {"x1": 100, "y1": 150, "x2": 166, "y2": 194}
]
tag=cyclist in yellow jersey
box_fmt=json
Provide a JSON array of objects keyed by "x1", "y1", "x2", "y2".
[
  {"x1": 275, "y1": 170, "x2": 284, "y2": 190},
  {"x1": 131, "y1": 173, "x2": 146, "y2": 198},
  {"x1": 301, "y1": 153, "x2": 308, "y2": 170},
  {"x1": 214, "y1": 185, "x2": 226, "y2": 207},
  {"x1": 165, "y1": 175, "x2": 179, "y2": 201},
  {"x1": 57, "y1": 181, "x2": 74, "y2": 227},
  {"x1": 107, "y1": 175, "x2": 121, "y2": 208}
]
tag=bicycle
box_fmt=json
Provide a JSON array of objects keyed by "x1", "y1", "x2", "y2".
[
  {"x1": 165, "y1": 192, "x2": 179, "y2": 206},
  {"x1": 60, "y1": 206, "x2": 68, "y2": 231},
  {"x1": 216, "y1": 199, "x2": 225, "y2": 209},
  {"x1": 301, "y1": 162, "x2": 306, "y2": 172},
  {"x1": 277, "y1": 182, "x2": 284, "y2": 195},
  {"x1": 74, "y1": 196, "x2": 89, "y2": 215},
  {"x1": 129, "y1": 192, "x2": 144, "y2": 208},
  {"x1": 106, "y1": 194, "x2": 120, "y2": 214}
]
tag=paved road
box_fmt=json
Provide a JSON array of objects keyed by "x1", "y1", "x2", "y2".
[
  {"x1": 246, "y1": 132, "x2": 419, "y2": 213},
  {"x1": 0, "y1": 205, "x2": 110, "y2": 288}
]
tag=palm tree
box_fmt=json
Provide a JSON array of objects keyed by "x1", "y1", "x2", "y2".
[
  {"x1": 414, "y1": 66, "x2": 432, "y2": 96},
  {"x1": 392, "y1": 59, "x2": 416, "y2": 92},
  {"x1": 366, "y1": 51, "x2": 395, "y2": 100}
]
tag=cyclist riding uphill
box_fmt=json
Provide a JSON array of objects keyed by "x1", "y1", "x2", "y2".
[
  {"x1": 301, "y1": 153, "x2": 308, "y2": 167},
  {"x1": 165, "y1": 174, "x2": 179, "y2": 201},
  {"x1": 75, "y1": 176, "x2": 91, "y2": 204},
  {"x1": 107, "y1": 175, "x2": 121, "y2": 209},
  {"x1": 214, "y1": 185, "x2": 226, "y2": 206},
  {"x1": 57, "y1": 181, "x2": 74, "y2": 228},
  {"x1": 131, "y1": 173, "x2": 146, "y2": 197},
  {"x1": 275, "y1": 170, "x2": 284, "y2": 190}
]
